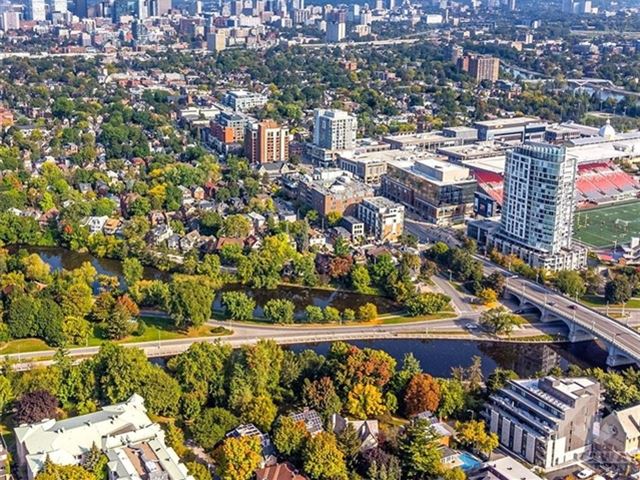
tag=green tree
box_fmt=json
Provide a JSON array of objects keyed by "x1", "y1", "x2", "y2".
[
  {"x1": 168, "y1": 275, "x2": 215, "y2": 328},
  {"x1": 190, "y1": 407, "x2": 239, "y2": 450},
  {"x1": 263, "y1": 299, "x2": 295, "y2": 324},
  {"x1": 302, "y1": 432, "x2": 348, "y2": 480},
  {"x1": 305, "y1": 305, "x2": 324, "y2": 323},
  {"x1": 605, "y1": 276, "x2": 633, "y2": 304},
  {"x1": 398, "y1": 419, "x2": 443, "y2": 479},
  {"x1": 405, "y1": 293, "x2": 451, "y2": 316},
  {"x1": 122, "y1": 257, "x2": 144, "y2": 287},
  {"x1": 221, "y1": 291, "x2": 256, "y2": 321},
  {"x1": 92, "y1": 343, "x2": 149, "y2": 404},
  {"x1": 214, "y1": 436, "x2": 262, "y2": 480},
  {"x1": 239, "y1": 394, "x2": 277, "y2": 431},
  {"x1": 480, "y1": 307, "x2": 524, "y2": 335},
  {"x1": 323, "y1": 306, "x2": 341, "y2": 323},
  {"x1": 436, "y1": 378, "x2": 466, "y2": 419},
  {"x1": 139, "y1": 366, "x2": 182, "y2": 416},
  {"x1": 486, "y1": 368, "x2": 518, "y2": 394},
  {"x1": 63, "y1": 316, "x2": 91, "y2": 345},
  {"x1": 273, "y1": 416, "x2": 309, "y2": 459},
  {"x1": 555, "y1": 270, "x2": 586, "y2": 299},
  {"x1": 186, "y1": 462, "x2": 211, "y2": 480},
  {"x1": 220, "y1": 215, "x2": 252, "y2": 238},
  {"x1": 350, "y1": 264, "x2": 372, "y2": 293},
  {"x1": 0, "y1": 376, "x2": 13, "y2": 415},
  {"x1": 36, "y1": 462, "x2": 96, "y2": 480}
]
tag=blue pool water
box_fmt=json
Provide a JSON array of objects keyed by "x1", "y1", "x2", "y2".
[{"x1": 457, "y1": 452, "x2": 482, "y2": 471}]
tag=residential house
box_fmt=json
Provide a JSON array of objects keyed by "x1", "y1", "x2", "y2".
[
  {"x1": 148, "y1": 224, "x2": 174, "y2": 244},
  {"x1": 255, "y1": 463, "x2": 307, "y2": 480},
  {"x1": 289, "y1": 409, "x2": 324, "y2": 437},
  {"x1": 180, "y1": 230, "x2": 203, "y2": 252},
  {"x1": 167, "y1": 234, "x2": 182, "y2": 250},
  {"x1": 413, "y1": 412, "x2": 456, "y2": 447},
  {"x1": 599, "y1": 403, "x2": 640, "y2": 454},
  {"x1": 255, "y1": 161, "x2": 296, "y2": 181},
  {"x1": 103, "y1": 218, "x2": 122, "y2": 236},
  {"x1": 82, "y1": 215, "x2": 109, "y2": 234},
  {"x1": 330, "y1": 414, "x2": 379, "y2": 451}
]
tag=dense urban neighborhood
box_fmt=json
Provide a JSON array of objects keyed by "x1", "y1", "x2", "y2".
[{"x1": 2, "y1": 0, "x2": 640, "y2": 480}]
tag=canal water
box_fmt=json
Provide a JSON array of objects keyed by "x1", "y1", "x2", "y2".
[
  {"x1": 22, "y1": 246, "x2": 400, "y2": 315},
  {"x1": 288, "y1": 339, "x2": 609, "y2": 378}
]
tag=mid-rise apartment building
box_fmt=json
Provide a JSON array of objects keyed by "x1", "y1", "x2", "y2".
[
  {"x1": 223, "y1": 90, "x2": 268, "y2": 112},
  {"x1": 211, "y1": 112, "x2": 249, "y2": 144},
  {"x1": 244, "y1": 120, "x2": 289, "y2": 163},
  {"x1": 382, "y1": 158, "x2": 477, "y2": 225},
  {"x1": 469, "y1": 55, "x2": 500, "y2": 82},
  {"x1": 15, "y1": 395, "x2": 194, "y2": 480},
  {"x1": 338, "y1": 153, "x2": 387, "y2": 185},
  {"x1": 485, "y1": 376, "x2": 601, "y2": 470},
  {"x1": 357, "y1": 196, "x2": 405, "y2": 242}
]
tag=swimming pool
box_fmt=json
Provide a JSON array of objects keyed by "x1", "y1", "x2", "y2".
[{"x1": 457, "y1": 451, "x2": 482, "y2": 471}]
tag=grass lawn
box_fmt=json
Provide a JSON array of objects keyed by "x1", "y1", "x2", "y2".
[
  {"x1": 0, "y1": 316, "x2": 231, "y2": 356},
  {"x1": 574, "y1": 201, "x2": 640, "y2": 248},
  {"x1": 581, "y1": 295, "x2": 640, "y2": 309},
  {"x1": 380, "y1": 312, "x2": 457, "y2": 325}
]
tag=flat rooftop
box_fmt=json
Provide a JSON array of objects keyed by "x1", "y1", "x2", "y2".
[
  {"x1": 474, "y1": 116, "x2": 542, "y2": 128},
  {"x1": 388, "y1": 158, "x2": 473, "y2": 185},
  {"x1": 340, "y1": 149, "x2": 447, "y2": 164},
  {"x1": 382, "y1": 131, "x2": 451, "y2": 145},
  {"x1": 437, "y1": 141, "x2": 507, "y2": 160}
]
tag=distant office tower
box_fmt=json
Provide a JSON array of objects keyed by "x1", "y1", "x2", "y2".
[
  {"x1": 490, "y1": 142, "x2": 586, "y2": 270},
  {"x1": 156, "y1": 0, "x2": 170, "y2": 15},
  {"x1": 387, "y1": 0, "x2": 395, "y2": 10},
  {"x1": 51, "y1": 0, "x2": 67, "y2": 13},
  {"x1": 75, "y1": 0, "x2": 87, "y2": 18},
  {"x1": 450, "y1": 45, "x2": 463, "y2": 63},
  {"x1": 26, "y1": 0, "x2": 46, "y2": 20},
  {"x1": 562, "y1": 0, "x2": 592, "y2": 13},
  {"x1": 326, "y1": 19, "x2": 345, "y2": 42},
  {"x1": 0, "y1": 10, "x2": 19, "y2": 30},
  {"x1": 313, "y1": 109, "x2": 357, "y2": 151},
  {"x1": 244, "y1": 120, "x2": 289, "y2": 163},
  {"x1": 374, "y1": 0, "x2": 382, "y2": 8},
  {"x1": 207, "y1": 31, "x2": 226, "y2": 51},
  {"x1": 231, "y1": 0, "x2": 242, "y2": 14},
  {"x1": 468, "y1": 55, "x2": 500, "y2": 82},
  {"x1": 136, "y1": 0, "x2": 147, "y2": 17}
]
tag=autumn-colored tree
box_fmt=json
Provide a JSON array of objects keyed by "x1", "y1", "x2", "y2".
[
  {"x1": 346, "y1": 383, "x2": 386, "y2": 419},
  {"x1": 329, "y1": 343, "x2": 397, "y2": 392},
  {"x1": 328, "y1": 256, "x2": 353, "y2": 280},
  {"x1": 116, "y1": 294, "x2": 140, "y2": 318},
  {"x1": 403, "y1": 373, "x2": 441, "y2": 417},
  {"x1": 302, "y1": 432, "x2": 348, "y2": 480},
  {"x1": 455, "y1": 420, "x2": 499, "y2": 456},
  {"x1": 15, "y1": 390, "x2": 58, "y2": 424},
  {"x1": 302, "y1": 377, "x2": 343, "y2": 418},
  {"x1": 213, "y1": 435, "x2": 262, "y2": 480},
  {"x1": 36, "y1": 460, "x2": 96, "y2": 480}
]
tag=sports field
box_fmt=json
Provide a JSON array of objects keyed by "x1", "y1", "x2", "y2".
[{"x1": 574, "y1": 201, "x2": 640, "y2": 248}]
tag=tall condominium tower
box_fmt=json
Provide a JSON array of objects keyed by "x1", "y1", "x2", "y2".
[
  {"x1": 312, "y1": 109, "x2": 357, "y2": 151},
  {"x1": 488, "y1": 142, "x2": 586, "y2": 270}
]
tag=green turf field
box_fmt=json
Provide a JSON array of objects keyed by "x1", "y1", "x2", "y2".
[{"x1": 574, "y1": 201, "x2": 640, "y2": 248}]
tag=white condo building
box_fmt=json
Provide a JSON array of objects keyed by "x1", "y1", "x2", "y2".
[
  {"x1": 487, "y1": 142, "x2": 586, "y2": 270},
  {"x1": 312, "y1": 109, "x2": 357, "y2": 151},
  {"x1": 26, "y1": 0, "x2": 46, "y2": 20}
]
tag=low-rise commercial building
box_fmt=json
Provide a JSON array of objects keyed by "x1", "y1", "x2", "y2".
[
  {"x1": 484, "y1": 376, "x2": 601, "y2": 470},
  {"x1": 474, "y1": 117, "x2": 547, "y2": 143},
  {"x1": 382, "y1": 158, "x2": 476, "y2": 225},
  {"x1": 338, "y1": 153, "x2": 387, "y2": 185},
  {"x1": 382, "y1": 132, "x2": 464, "y2": 152},
  {"x1": 357, "y1": 196, "x2": 404, "y2": 242},
  {"x1": 298, "y1": 169, "x2": 374, "y2": 218}
]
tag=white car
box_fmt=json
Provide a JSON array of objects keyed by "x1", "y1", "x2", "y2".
[
  {"x1": 577, "y1": 468, "x2": 594, "y2": 479},
  {"x1": 465, "y1": 323, "x2": 479, "y2": 331}
]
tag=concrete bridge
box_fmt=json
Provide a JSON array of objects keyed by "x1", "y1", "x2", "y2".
[{"x1": 503, "y1": 276, "x2": 640, "y2": 367}]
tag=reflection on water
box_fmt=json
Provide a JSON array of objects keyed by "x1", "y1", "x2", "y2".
[{"x1": 288, "y1": 339, "x2": 609, "y2": 378}]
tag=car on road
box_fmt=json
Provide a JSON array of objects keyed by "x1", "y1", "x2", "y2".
[
  {"x1": 568, "y1": 305, "x2": 577, "y2": 310},
  {"x1": 576, "y1": 468, "x2": 594, "y2": 479},
  {"x1": 465, "y1": 323, "x2": 479, "y2": 331}
]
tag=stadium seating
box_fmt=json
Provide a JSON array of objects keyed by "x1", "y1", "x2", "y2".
[{"x1": 576, "y1": 162, "x2": 640, "y2": 204}]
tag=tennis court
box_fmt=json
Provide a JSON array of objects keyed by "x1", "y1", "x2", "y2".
[{"x1": 573, "y1": 201, "x2": 640, "y2": 248}]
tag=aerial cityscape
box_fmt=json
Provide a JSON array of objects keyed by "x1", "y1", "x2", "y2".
[{"x1": 2, "y1": 0, "x2": 640, "y2": 479}]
